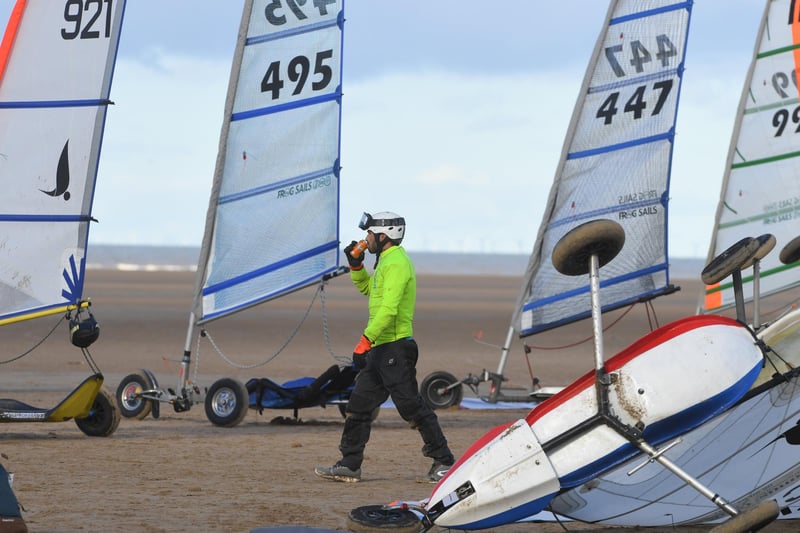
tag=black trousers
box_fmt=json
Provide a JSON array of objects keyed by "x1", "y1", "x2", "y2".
[{"x1": 339, "y1": 338, "x2": 454, "y2": 470}]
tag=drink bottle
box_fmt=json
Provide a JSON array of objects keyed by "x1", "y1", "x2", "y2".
[{"x1": 351, "y1": 239, "x2": 368, "y2": 258}]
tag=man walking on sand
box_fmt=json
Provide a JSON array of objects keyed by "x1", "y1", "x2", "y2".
[{"x1": 315, "y1": 211, "x2": 455, "y2": 484}]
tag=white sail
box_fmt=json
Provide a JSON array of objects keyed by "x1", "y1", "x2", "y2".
[
  {"x1": 191, "y1": 0, "x2": 344, "y2": 324},
  {"x1": 0, "y1": 0, "x2": 126, "y2": 323},
  {"x1": 702, "y1": 0, "x2": 800, "y2": 312},
  {"x1": 514, "y1": 0, "x2": 690, "y2": 337}
]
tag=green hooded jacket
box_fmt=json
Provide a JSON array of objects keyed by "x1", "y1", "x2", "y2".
[{"x1": 350, "y1": 245, "x2": 415, "y2": 346}]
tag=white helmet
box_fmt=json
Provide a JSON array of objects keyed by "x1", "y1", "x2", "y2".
[{"x1": 359, "y1": 211, "x2": 405, "y2": 243}]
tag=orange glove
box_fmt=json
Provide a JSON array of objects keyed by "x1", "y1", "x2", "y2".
[
  {"x1": 352, "y1": 335, "x2": 372, "y2": 370},
  {"x1": 353, "y1": 334, "x2": 372, "y2": 355}
]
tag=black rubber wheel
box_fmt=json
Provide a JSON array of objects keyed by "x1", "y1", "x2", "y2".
[
  {"x1": 420, "y1": 371, "x2": 463, "y2": 410},
  {"x1": 116, "y1": 370, "x2": 154, "y2": 420},
  {"x1": 75, "y1": 387, "x2": 121, "y2": 437},
  {"x1": 347, "y1": 505, "x2": 422, "y2": 533},
  {"x1": 205, "y1": 377, "x2": 249, "y2": 427},
  {"x1": 779, "y1": 235, "x2": 800, "y2": 265},
  {"x1": 708, "y1": 499, "x2": 779, "y2": 533},
  {"x1": 551, "y1": 219, "x2": 625, "y2": 277},
  {"x1": 701, "y1": 237, "x2": 760, "y2": 285},
  {"x1": 338, "y1": 403, "x2": 380, "y2": 421},
  {"x1": 741, "y1": 233, "x2": 776, "y2": 270}
]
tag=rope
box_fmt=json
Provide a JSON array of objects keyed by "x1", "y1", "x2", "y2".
[
  {"x1": 0, "y1": 309, "x2": 102, "y2": 375},
  {"x1": 523, "y1": 303, "x2": 637, "y2": 351},
  {"x1": 81, "y1": 346, "x2": 101, "y2": 374},
  {"x1": 319, "y1": 283, "x2": 351, "y2": 365},
  {"x1": 200, "y1": 278, "x2": 348, "y2": 370},
  {"x1": 0, "y1": 314, "x2": 63, "y2": 365}
]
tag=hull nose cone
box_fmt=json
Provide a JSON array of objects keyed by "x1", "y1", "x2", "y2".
[{"x1": 428, "y1": 419, "x2": 560, "y2": 529}]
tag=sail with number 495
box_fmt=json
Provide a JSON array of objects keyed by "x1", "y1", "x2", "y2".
[{"x1": 190, "y1": 0, "x2": 344, "y2": 327}]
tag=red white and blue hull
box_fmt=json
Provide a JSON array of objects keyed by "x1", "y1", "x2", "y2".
[{"x1": 426, "y1": 315, "x2": 764, "y2": 529}]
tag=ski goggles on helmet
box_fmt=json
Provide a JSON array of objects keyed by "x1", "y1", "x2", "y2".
[{"x1": 359, "y1": 212, "x2": 404, "y2": 231}]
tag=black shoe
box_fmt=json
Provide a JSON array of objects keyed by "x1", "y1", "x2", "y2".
[
  {"x1": 314, "y1": 463, "x2": 361, "y2": 482},
  {"x1": 417, "y1": 461, "x2": 451, "y2": 484}
]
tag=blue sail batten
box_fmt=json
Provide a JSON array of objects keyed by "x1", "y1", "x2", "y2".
[
  {"x1": 609, "y1": 1, "x2": 692, "y2": 25},
  {"x1": 521, "y1": 286, "x2": 671, "y2": 336},
  {"x1": 218, "y1": 166, "x2": 336, "y2": 204},
  {"x1": 568, "y1": 130, "x2": 674, "y2": 160},
  {"x1": 231, "y1": 91, "x2": 341, "y2": 121},
  {"x1": 589, "y1": 67, "x2": 680, "y2": 94},
  {"x1": 0, "y1": 98, "x2": 112, "y2": 108},
  {"x1": 523, "y1": 262, "x2": 670, "y2": 313},
  {"x1": 200, "y1": 265, "x2": 341, "y2": 324},
  {"x1": 548, "y1": 197, "x2": 663, "y2": 230},
  {"x1": 246, "y1": 18, "x2": 339, "y2": 45},
  {"x1": 0, "y1": 214, "x2": 95, "y2": 222},
  {"x1": 202, "y1": 240, "x2": 340, "y2": 297}
]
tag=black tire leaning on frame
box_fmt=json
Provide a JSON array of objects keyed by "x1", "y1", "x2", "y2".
[
  {"x1": 740, "y1": 233, "x2": 776, "y2": 270},
  {"x1": 701, "y1": 237, "x2": 761, "y2": 285},
  {"x1": 707, "y1": 499, "x2": 779, "y2": 533},
  {"x1": 779, "y1": 235, "x2": 800, "y2": 265},
  {"x1": 551, "y1": 219, "x2": 625, "y2": 277}
]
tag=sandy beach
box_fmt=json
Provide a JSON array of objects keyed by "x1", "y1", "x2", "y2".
[{"x1": 0, "y1": 269, "x2": 797, "y2": 532}]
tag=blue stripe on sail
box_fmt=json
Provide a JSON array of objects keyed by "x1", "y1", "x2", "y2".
[
  {"x1": 520, "y1": 271, "x2": 671, "y2": 337},
  {"x1": 218, "y1": 166, "x2": 334, "y2": 204},
  {"x1": 246, "y1": 18, "x2": 340, "y2": 45},
  {"x1": 523, "y1": 263, "x2": 669, "y2": 312},
  {"x1": 0, "y1": 214, "x2": 93, "y2": 222},
  {"x1": 231, "y1": 91, "x2": 341, "y2": 122},
  {"x1": 590, "y1": 68, "x2": 679, "y2": 94},
  {"x1": 547, "y1": 197, "x2": 664, "y2": 230},
  {"x1": 202, "y1": 240, "x2": 339, "y2": 297},
  {"x1": 0, "y1": 98, "x2": 111, "y2": 109},
  {"x1": 568, "y1": 130, "x2": 674, "y2": 160},
  {"x1": 609, "y1": 2, "x2": 691, "y2": 25},
  {"x1": 200, "y1": 264, "x2": 339, "y2": 323},
  {"x1": 521, "y1": 286, "x2": 671, "y2": 337}
]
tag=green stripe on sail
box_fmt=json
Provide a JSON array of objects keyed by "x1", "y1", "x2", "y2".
[
  {"x1": 719, "y1": 203, "x2": 800, "y2": 228},
  {"x1": 743, "y1": 97, "x2": 799, "y2": 115},
  {"x1": 731, "y1": 150, "x2": 800, "y2": 169},
  {"x1": 705, "y1": 261, "x2": 800, "y2": 295},
  {"x1": 758, "y1": 42, "x2": 800, "y2": 59}
]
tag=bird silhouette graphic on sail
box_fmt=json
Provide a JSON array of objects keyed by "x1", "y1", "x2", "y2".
[{"x1": 40, "y1": 140, "x2": 71, "y2": 201}]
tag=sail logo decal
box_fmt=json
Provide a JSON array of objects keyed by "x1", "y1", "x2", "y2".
[
  {"x1": 276, "y1": 175, "x2": 331, "y2": 198},
  {"x1": 40, "y1": 140, "x2": 71, "y2": 201},
  {"x1": 61, "y1": 254, "x2": 84, "y2": 304}
]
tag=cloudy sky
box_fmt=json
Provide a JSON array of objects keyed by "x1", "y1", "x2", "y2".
[{"x1": 1, "y1": 1, "x2": 766, "y2": 257}]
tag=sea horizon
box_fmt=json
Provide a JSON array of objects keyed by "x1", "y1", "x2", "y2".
[{"x1": 86, "y1": 243, "x2": 706, "y2": 280}]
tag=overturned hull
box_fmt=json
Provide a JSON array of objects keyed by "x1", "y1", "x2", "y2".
[
  {"x1": 427, "y1": 315, "x2": 764, "y2": 529},
  {"x1": 546, "y1": 307, "x2": 800, "y2": 526}
]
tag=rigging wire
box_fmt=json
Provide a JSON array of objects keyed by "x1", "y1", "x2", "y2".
[
  {"x1": 0, "y1": 310, "x2": 101, "y2": 374},
  {"x1": 199, "y1": 278, "x2": 349, "y2": 370},
  {"x1": 0, "y1": 314, "x2": 64, "y2": 365},
  {"x1": 522, "y1": 303, "x2": 637, "y2": 351}
]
